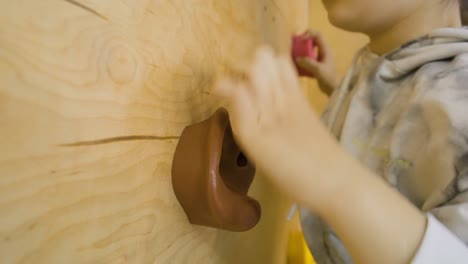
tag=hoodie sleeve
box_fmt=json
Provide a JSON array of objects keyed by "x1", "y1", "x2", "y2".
[
  {"x1": 387, "y1": 52, "x2": 468, "y2": 242},
  {"x1": 413, "y1": 73, "x2": 468, "y2": 245},
  {"x1": 406, "y1": 98, "x2": 468, "y2": 261},
  {"x1": 411, "y1": 214, "x2": 468, "y2": 264},
  {"x1": 428, "y1": 189, "x2": 468, "y2": 243}
]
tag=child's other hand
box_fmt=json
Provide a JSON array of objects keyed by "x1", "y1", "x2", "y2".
[
  {"x1": 296, "y1": 30, "x2": 340, "y2": 96},
  {"x1": 213, "y1": 47, "x2": 340, "y2": 205}
]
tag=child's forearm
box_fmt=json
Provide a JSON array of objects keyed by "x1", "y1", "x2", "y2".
[{"x1": 304, "y1": 153, "x2": 426, "y2": 264}]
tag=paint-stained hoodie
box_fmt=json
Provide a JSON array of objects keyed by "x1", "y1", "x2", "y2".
[{"x1": 300, "y1": 28, "x2": 468, "y2": 263}]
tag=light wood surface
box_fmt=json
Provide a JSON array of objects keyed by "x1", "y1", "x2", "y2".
[{"x1": 0, "y1": 0, "x2": 311, "y2": 263}]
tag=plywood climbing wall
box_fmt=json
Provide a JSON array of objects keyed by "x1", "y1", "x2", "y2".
[{"x1": 0, "y1": 0, "x2": 310, "y2": 263}]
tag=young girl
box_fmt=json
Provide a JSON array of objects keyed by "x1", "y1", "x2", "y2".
[{"x1": 215, "y1": 0, "x2": 468, "y2": 263}]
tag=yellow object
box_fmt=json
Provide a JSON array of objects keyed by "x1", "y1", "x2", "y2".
[{"x1": 286, "y1": 230, "x2": 316, "y2": 264}]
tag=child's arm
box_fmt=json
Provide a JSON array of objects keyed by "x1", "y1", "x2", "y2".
[
  {"x1": 310, "y1": 148, "x2": 425, "y2": 264},
  {"x1": 213, "y1": 47, "x2": 468, "y2": 264}
]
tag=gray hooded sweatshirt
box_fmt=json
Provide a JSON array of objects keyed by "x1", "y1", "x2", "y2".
[{"x1": 300, "y1": 27, "x2": 468, "y2": 263}]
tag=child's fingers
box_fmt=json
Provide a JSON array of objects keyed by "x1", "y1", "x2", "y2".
[
  {"x1": 249, "y1": 46, "x2": 280, "y2": 109},
  {"x1": 296, "y1": 57, "x2": 320, "y2": 75},
  {"x1": 278, "y1": 55, "x2": 300, "y2": 91},
  {"x1": 311, "y1": 32, "x2": 329, "y2": 62},
  {"x1": 302, "y1": 29, "x2": 318, "y2": 38},
  {"x1": 212, "y1": 78, "x2": 253, "y2": 116},
  {"x1": 227, "y1": 81, "x2": 256, "y2": 140},
  {"x1": 211, "y1": 78, "x2": 236, "y2": 100},
  {"x1": 300, "y1": 30, "x2": 329, "y2": 62}
]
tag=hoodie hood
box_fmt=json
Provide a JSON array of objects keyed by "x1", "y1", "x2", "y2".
[
  {"x1": 380, "y1": 27, "x2": 468, "y2": 80},
  {"x1": 322, "y1": 27, "x2": 468, "y2": 132}
]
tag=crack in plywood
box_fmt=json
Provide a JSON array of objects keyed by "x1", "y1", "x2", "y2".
[
  {"x1": 59, "y1": 135, "x2": 179, "y2": 147},
  {"x1": 63, "y1": 0, "x2": 109, "y2": 21}
]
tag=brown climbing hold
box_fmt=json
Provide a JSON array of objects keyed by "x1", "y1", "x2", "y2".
[{"x1": 171, "y1": 108, "x2": 261, "y2": 232}]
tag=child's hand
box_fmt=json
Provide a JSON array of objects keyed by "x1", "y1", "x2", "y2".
[
  {"x1": 213, "y1": 49, "x2": 427, "y2": 264},
  {"x1": 213, "y1": 47, "x2": 342, "y2": 206},
  {"x1": 295, "y1": 30, "x2": 340, "y2": 96}
]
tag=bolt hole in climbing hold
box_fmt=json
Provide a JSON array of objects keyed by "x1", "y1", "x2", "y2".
[{"x1": 237, "y1": 152, "x2": 248, "y2": 167}]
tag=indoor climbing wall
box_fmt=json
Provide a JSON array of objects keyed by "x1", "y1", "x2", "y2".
[{"x1": 0, "y1": 0, "x2": 309, "y2": 263}]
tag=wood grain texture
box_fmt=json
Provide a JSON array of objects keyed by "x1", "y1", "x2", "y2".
[{"x1": 0, "y1": 0, "x2": 310, "y2": 263}]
